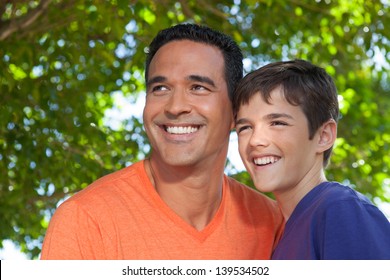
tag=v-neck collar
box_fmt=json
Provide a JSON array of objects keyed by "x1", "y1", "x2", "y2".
[{"x1": 139, "y1": 160, "x2": 227, "y2": 242}]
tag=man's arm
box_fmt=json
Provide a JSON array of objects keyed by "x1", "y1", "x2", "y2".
[{"x1": 40, "y1": 200, "x2": 104, "y2": 259}]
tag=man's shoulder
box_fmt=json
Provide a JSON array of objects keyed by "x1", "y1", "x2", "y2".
[
  {"x1": 91, "y1": 160, "x2": 144, "y2": 186},
  {"x1": 66, "y1": 161, "x2": 145, "y2": 203},
  {"x1": 225, "y1": 175, "x2": 277, "y2": 205},
  {"x1": 224, "y1": 175, "x2": 283, "y2": 226}
]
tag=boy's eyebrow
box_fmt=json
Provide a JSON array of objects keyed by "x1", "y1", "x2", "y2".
[
  {"x1": 235, "y1": 118, "x2": 250, "y2": 126},
  {"x1": 265, "y1": 113, "x2": 294, "y2": 120},
  {"x1": 235, "y1": 113, "x2": 294, "y2": 125}
]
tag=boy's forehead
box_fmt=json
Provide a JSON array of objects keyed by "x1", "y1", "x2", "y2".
[{"x1": 236, "y1": 88, "x2": 304, "y2": 117}]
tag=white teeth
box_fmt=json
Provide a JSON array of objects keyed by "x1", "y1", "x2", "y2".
[
  {"x1": 166, "y1": 126, "x2": 198, "y2": 134},
  {"x1": 254, "y1": 156, "x2": 279, "y2": 166}
]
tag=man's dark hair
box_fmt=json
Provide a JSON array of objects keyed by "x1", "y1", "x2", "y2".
[
  {"x1": 145, "y1": 23, "x2": 243, "y2": 101},
  {"x1": 233, "y1": 59, "x2": 340, "y2": 166}
]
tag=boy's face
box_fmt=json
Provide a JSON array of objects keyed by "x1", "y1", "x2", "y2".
[{"x1": 235, "y1": 86, "x2": 325, "y2": 196}]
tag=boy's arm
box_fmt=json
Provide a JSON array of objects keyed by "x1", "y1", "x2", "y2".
[{"x1": 321, "y1": 199, "x2": 390, "y2": 260}]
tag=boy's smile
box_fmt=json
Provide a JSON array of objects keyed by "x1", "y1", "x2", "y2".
[{"x1": 235, "y1": 86, "x2": 325, "y2": 197}]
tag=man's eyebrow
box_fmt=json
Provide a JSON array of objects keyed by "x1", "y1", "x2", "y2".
[
  {"x1": 188, "y1": 75, "x2": 216, "y2": 87},
  {"x1": 146, "y1": 76, "x2": 166, "y2": 88},
  {"x1": 146, "y1": 75, "x2": 216, "y2": 88}
]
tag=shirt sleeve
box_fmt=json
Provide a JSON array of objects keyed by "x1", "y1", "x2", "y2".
[
  {"x1": 320, "y1": 198, "x2": 390, "y2": 260},
  {"x1": 40, "y1": 200, "x2": 105, "y2": 259}
]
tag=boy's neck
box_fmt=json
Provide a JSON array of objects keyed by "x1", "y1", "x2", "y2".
[{"x1": 275, "y1": 170, "x2": 327, "y2": 221}]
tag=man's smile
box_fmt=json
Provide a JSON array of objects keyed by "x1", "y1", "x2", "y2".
[{"x1": 164, "y1": 125, "x2": 200, "y2": 134}]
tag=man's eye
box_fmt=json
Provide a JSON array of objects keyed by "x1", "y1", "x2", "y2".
[
  {"x1": 148, "y1": 85, "x2": 169, "y2": 96},
  {"x1": 152, "y1": 85, "x2": 168, "y2": 91},
  {"x1": 191, "y1": 85, "x2": 206, "y2": 90},
  {"x1": 190, "y1": 84, "x2": 211, "y2": 95},
  {"x1": 271, "y1": 121, "x2": 288, "y2": 126}
]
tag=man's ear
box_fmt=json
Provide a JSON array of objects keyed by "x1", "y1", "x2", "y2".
[
  {"x1": 317, "y1": 119, "x2": 337, "y2": 153},
  {"x1": 229, "y1": 111, "x2": 235, "y2": 131}
]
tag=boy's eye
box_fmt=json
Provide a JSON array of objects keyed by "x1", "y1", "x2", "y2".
[{"x1": 236, "y1": 125, "x2": 251, "y2": 133}]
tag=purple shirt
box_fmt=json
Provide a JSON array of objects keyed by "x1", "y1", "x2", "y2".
[{"x1": 272, "y1": 181, "x2": 390, "y2": 259}]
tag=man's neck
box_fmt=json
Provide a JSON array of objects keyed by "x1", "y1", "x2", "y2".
[{"x1": 145, "y1": 158, "x2": 225, "y2": 231}]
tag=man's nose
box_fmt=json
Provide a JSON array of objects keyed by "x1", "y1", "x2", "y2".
[{"x1": 164, "y1": 90, "x2": 192, "y2": 116}]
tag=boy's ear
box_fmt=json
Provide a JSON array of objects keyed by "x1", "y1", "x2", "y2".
[{"x1": 316, "y1": 119, "x2": 337, "y2": 153}]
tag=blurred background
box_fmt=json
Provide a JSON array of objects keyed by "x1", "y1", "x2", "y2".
[{"x1": 1, "y1": 0, "x2": 389, "y2": 259}]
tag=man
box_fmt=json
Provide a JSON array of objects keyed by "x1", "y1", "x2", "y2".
[{"x1": 41, "y1": 23, "x2": 283, "y2": 259}]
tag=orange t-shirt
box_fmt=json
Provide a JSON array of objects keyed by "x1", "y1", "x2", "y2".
[{"x1": 41, "y1": 160, "x2": 283, "y2": 259}]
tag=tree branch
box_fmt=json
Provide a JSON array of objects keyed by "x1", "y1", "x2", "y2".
[
  {"x1": 0, "y1": 0, "x2": 52, "y2": 41},
  {"x1": 197, "y1": 0, "x2": 228, "y2": 19}
]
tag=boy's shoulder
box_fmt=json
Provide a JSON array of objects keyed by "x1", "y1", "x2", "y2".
[
  {"x1": 293, "y1": 181, "x2": 374, "y2": 219},
  {"x1": 314, "y1": 181, "x2": 372, "y2": 204}
]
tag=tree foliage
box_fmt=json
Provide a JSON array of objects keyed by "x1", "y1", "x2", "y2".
[{"x1": 1, "y1": 0, "x2": 389, "y2": 259}]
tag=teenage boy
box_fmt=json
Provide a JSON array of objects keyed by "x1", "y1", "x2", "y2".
[{"x1": 233, "y1": 59, "x2": 390, "y2": 259}]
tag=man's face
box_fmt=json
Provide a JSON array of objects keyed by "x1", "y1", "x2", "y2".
[{"x1": 143, "y1": 40, "x2": 233, "y2": 168}]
